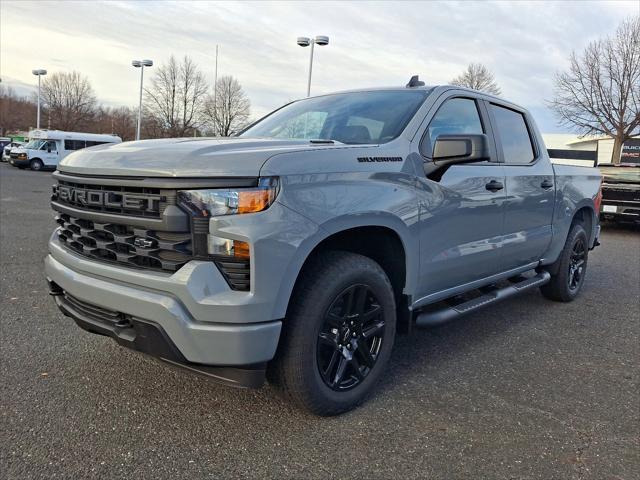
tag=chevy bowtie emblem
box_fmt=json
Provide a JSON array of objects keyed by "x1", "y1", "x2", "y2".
[{"x1": 134, "y1": 237, "x2": 157, "y2": 249}]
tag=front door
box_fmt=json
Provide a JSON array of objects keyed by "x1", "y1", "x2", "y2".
[
  {"x1": 414, "y1": 96, "x2": 506, "y2": 299},
  {"x1": 41, "y1": 140, "x2": 59, "y2": 166}
]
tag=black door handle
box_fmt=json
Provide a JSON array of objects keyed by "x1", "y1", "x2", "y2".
[
  {"x1": 541, "y1": 179, "x2": 554, "y2": 189},
  {"x1": 485, "y1": 180, "x2": 504, "y2": 192}
]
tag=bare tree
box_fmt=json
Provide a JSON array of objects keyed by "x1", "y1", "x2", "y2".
[
  {"x1": 451, "y1": 63, "x2": 501, "y2": 95},
  {"x1": 204, "y1": 75, "x2": 251, "y2": 136},
  {"x1": 144, "y1": 55, "x2": 208, "y2": 137},
  {"x1": 90, "y1": 106, "x2": 137, "y2": 141},
  {"x1": 551, "y1": 17, "x2": 640, "y2": 164},
  {"x1": 40, "y1": 71, "x2": 97, "y2": 131},
  {"x1": 0, "y1": 85, "x2": 37, "y2": 134}
]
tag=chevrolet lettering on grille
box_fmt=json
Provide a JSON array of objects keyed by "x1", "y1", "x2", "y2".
[{"x1": 57, "y1": 185, "x2": 160, "y2": 213}]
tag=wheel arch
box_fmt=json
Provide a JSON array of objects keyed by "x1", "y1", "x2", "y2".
[
  {"x1": 544, "y1": 203, "x2": 597, "y2": 274},
  {"x1": 572, "y1": 205, "x2": 596, "y2": 244},
  {"x1": 273, "y1": 216, "x2": 416, "y2": 333}
]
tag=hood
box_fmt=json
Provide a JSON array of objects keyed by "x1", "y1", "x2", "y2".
[
  {"x1": 58, "y1": 137, "x2": 353, "y2": 177},
  {"x1": 599, "y1": 165, "x2": 640, "y2": 184}
]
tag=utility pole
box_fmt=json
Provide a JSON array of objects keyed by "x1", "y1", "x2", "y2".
[
  {"x1": 32, "y1": 69, "x2": 47, "y2": 129},
  {"x1": 131, "y1": 59, "x2": 153, "y2": 141},
  {"x1": 213, "y1": 44, "x2": 219, "y2": 136}
]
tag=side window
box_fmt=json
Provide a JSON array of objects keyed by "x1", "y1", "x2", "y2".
[
  {"x1": 490, "y1": 105, "x2": 535, "y2": 164},
  {"x1": 426, "y1": 98, "x2": 484, "y2": 150},
  {"x1": 64, "y1": 140, "x2": 87, "y2": 150},
  {"x1": 46, "y1": 140, "x2": 57, "y2": 152}
]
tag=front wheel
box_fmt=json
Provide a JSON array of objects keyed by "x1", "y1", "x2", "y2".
[
  {"x1": 268, "y1": 251, "x2": 396, "y2": 416},
  {"x1": 541, "y1": 223, "x2": 589, "y2": 302},
  {"x1": 30, "y1": 159, "x2": 44, "y2": 171}
]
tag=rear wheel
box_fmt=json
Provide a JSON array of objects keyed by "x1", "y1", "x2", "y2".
[
  {"x1": 268, "y1": 251, "x2": 396, "y2": 416},
  {"x1": 30, "y1": 159, "x2": 44, "y2": 171},
  {"x1": 541, "y1": 223, "x2": 589, "y2": 302}
]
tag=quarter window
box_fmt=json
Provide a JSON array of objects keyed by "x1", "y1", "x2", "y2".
[
  {"x1": 490, "y1": 105, "x2": 535, "y2": 164},
  {"x1": 64, "y1": 140, "x2": 87, "y2": 150},
  {"x1": 426, "y1": 98, "x2": 484, "y2": 151}
]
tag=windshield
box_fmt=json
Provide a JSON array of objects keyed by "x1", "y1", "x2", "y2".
[
  {"x1": 242, "y1": 90, "x2": 430, "y2": 144},
  {"x1": 24, "y1": 140, "x2": 45, "y2": 150}
]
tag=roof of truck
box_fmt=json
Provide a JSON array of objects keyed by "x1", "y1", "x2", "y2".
[{"x1": 307, "y1": 84, "x2": 505, "y2": 103}]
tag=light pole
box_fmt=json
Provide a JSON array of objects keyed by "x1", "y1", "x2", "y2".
[
  {"x1": 32, "y1": 69, "x2": 47, "y2": 129},
  {"x1": 297, "y1": 36, "x2": 329, "y2": 97},
  {"x1": 132, "y1": 59, "x2": 153, "y2": 141}
]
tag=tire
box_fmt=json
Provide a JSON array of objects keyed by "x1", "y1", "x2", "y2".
[
  {"x1": 268, "y1": 251, "x2": 396, "y2": 416},
  {"x1": 30, "y1": 159, "x2": 44, "y2": 171},
  {"x1": 540, "y1": 223, "x2": 589, "y2": 302}
]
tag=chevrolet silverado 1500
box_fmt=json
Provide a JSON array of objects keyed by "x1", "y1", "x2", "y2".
[{"x1": 46, "y1": 80, "x2": 602, "y2": 415}]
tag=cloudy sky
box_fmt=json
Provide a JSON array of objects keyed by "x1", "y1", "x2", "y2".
[{"x1": 1, "y1": 0, "x2": 638, "y2": 132}]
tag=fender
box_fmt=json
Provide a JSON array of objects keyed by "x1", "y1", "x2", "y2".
[{"x1": 270, "y1": 210, "x2": 418, "y2": 321}]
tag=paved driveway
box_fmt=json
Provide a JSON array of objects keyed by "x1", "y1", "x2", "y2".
[{"x1": 1, "y1": 162, "x2": 638, "y2": 479}]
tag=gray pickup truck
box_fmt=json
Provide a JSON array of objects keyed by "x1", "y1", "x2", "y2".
[{"x1": 46, "y1": 80, "x2": 602, "y2": 415}]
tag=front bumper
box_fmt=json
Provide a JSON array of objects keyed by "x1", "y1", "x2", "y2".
[
  {"x1": 600, "y1": 201, "x2": 640, "y2": 222},
  {"x1": 45, "y1": 249, "x2": 282, "y2": 387},
  {"x1": 10, "y1": 158, "x2": 29, "y2": 167}
]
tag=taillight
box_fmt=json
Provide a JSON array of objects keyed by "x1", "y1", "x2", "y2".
[{"x1": 594, "y1": 176, "x2": 603, "y2": 212}]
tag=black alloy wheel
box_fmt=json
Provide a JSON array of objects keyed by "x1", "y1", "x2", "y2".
[
  {"x1": 316, "y1": 284, "x2": 386, "y2": 391},
  {"x1": 540, "y1": 223, "x2": 589, "y2": 302},
  {"x1": 568, "y1": 237, "x2": 586, "y2": 292}
]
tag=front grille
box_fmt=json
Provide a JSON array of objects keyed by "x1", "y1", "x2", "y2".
[
  {"x1": 53, "y1": 180, "x2": 164, "y2": 218},
  {"x1": 56, "y1": 213, "x2": 192, "y2": 272},
  {"x1": 602, "y1": 185, "x2": 640, "y2": 202},
  {"x1": 51, "y1": 175, "x2": 253, "y2": 291}
]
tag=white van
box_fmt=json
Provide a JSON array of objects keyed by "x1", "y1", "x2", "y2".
[{"x1": 10, "y1": 130, "x2": 122, "y2": 170}]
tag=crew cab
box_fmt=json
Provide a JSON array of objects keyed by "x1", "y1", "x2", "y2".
[{"x1": 45, "y1": 80, "x2": 602, "y2": 415}]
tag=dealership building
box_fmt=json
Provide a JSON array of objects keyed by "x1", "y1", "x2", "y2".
[{"x1": 542, "y1": 134, "x2": 640, "y2": 166}]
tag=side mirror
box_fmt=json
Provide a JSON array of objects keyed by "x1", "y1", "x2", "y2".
[{"x1": 431, "y1": 134, "x2": 489, "y2": 167}]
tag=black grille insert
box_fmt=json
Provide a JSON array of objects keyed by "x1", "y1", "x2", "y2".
[
  {"x1": 64, "y1": 293, "x2": 123, "y2": 324},
  {"x1": 214, "y1": 257, "x2": 251, "y2": 291},
  {"x1": 56, "y1": 213, "x2": 192, "y2": 272}
]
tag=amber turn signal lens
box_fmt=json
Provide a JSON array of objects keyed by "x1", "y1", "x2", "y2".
[
  {"x1": 232, "y1": 240, "x2": 250, "y2": 258},
  {"x1": 238, "y1": 190, "x2": 275, "y2": 214}
]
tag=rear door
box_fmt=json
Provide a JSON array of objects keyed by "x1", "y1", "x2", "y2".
[
  {"x1": 414, "y1": 95, "x2": 506, "y2": 298},
  {"x1": 487, "y1": 102, "x2": 555, "y2": 270}
]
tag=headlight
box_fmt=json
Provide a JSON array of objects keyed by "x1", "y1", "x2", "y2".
[{"x1": 177, "y1": 177, "x2": 279, "y2": 217}]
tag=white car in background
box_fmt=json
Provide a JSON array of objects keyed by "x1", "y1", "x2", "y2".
[
  {"x1": 10, "y1": 130, "x2": 122, "y2": 170},
  {"x1": 2, "y1": 140, "x2": 25, "y2": 162}
]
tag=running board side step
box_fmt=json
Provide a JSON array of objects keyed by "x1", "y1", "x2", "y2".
[{"x1": 415, "y1": 271, "x2": 551, "y2": 327}]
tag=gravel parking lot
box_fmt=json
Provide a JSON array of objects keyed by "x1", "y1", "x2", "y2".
[{"x1": 1, "y1": 162, "x2": 638, "y2": 479}]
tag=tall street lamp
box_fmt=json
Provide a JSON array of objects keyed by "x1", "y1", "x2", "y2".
[
  {"x1": 132, "y1": 59, "x2": 153, "y2": 141},
  {"x1": 32, "y1": 69, "x2": 47, "y2": 129},
  {"x1": 297, "y1": 36, "x2": 329, "y2": 97}
]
